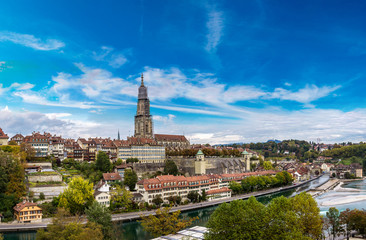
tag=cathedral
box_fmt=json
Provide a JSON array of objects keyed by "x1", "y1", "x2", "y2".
[
  {"x1": 134, "y1": 74, "x2": 153, "y2": 138},
  {"x1": 134, "y1": 74, "x2": 190, "y2": 150}
]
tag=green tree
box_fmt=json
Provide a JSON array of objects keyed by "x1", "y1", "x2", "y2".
[
  {"x1": 110, "y1": 185, "x2": 132, "y2": 211},
  {"x1": 85, "y1": 201, "x2": 113, "y2": 240},
  {"x1": 36, "y1": 208, "x2": 103, "y2": 240},
  {"x1": 139, "y1": 206, "x2": 197, "y2": 237},
  {"x1": 39, "y1": 192, "x2": 45, "y2": 200},
  {"x1": 326, "y1": 207, "x2": 342, "y2": 240},
  {"x1": 291, "y1": 193, "x2": 322, "y2": 239},
  {"x1": 163, "y1": 160, "x2": 178, "y2": 175},
  {"x1": 126, "y1": 158, "x2": 139, "y2": 163},
  {"x1": 96, "y1": 151, "x2": 112, "y2": 173},
  {"x1": 229, "y1": 181, "x2": 242, "y2": 194},
  {"x1": 187, "y1": 191, "x2": 199, "y2": 203},
  {"x1": 200, "y1": 189, "x2": 207, "y2": 202},
  {"x1": 124, "y1": 169, "x2": 138, "y2": 191},
  {"x1": 347, "y1": 209, "x2": 366, "y2": 238},
  {"x1": 58, "y1": 177, "x2": 94, "y2": 215},
  {"x1": 152, "y1": 195, "x2": 163, "y2": 207},
  {"x1": 263, "y1": 161, "x2": 273, "y2": 170},
  {"x1": 206, "y1": 197, "x2": 266, "y2": 240}
]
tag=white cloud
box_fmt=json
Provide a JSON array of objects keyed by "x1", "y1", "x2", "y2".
[
  {"x1": 270, "y1": 84, "x2": 341, "y2": 104},
  {"x1": 0, "y1": 106, "x2": 120, "y2": 139},
  {"x1": 0, "y1": 31, "x2": 65, "y2": 51},
  {"x1": 93, "y1": 46, "x2": 128, "y2": 68},
  {"x1": 205, "y1": 7, "x2": 224, "y2": 53},
  {"x1": 153, "y1": 114, "x2": 176, "y2": 123}
]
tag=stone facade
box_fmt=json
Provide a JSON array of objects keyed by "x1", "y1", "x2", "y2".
[
  {"x1": 134, "y1": 74, "x2": 153, "y2": 138},
  {"x1": 28, "y1": 173, "x2": 63, "y2": 183}
]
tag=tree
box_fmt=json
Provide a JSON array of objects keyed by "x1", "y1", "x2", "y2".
[
  {"x1": 206, "y1": 197, "x2": 266, "y2": 240},
  {"x1": 110, "y1": 185, "x2": 132, "y2": 211},
  {"x1": 326, "y1": 207, "x2": 342, "y2": 240},
  {"x1": 229, "y1": 181, "x2": 242, "y2": 195},
  {"x1": 339, "y1": 208, "x2": 352, "y2": 240},
  {"x1": 96, "y1": 151, "x2": 112, "y2": 173},
  {"x1": 163, "y1": 160, "x2": 178, "y2": 175},
  {"x1": 263, "y1": 161, "x2": 273, "y2": 170},
  {"x1": 139, "y1": 206, "x2": 197, "y2": 237},
  {"x1": 126, "y1": 158, "x2": 139, "y2": 163},
  {"x1": 124, "y1": 169, "x2": 138, "y2": 191},
  {"x1": 36, "y1": 208, "x2": 103, "y2": 240},
  {"x1": 200, "y1": 189, "x2": 207, "y2": 202},
  {"x1": 152, "y1": 195, "x2": 163, "y2": 207},
  {"x1": 347, "y1": 209, "x2": 366, "y2": 238},
  {"x1": 86, "y1": 201, "x2": 113, "y2": 240},
  {"x1": 187, "y1": 191, "x2": 199, "y2": 203},
  {"x1": 291, "y1": 192, "x2": 322, "y2": 239},
  {"x1": 58, "y1": 177, "x2": 94, "y2": 215},
  {"x1": 39, "y1": 192, "x2": 45, "y2": 200}
]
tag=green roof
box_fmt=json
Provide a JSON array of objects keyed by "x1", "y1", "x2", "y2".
[
  {"x1": 241, "y1": 150, "x2": 249, "y2": 155},
  {"x1": 196, "y1": 150, "x2": 204, "y2": 155}
]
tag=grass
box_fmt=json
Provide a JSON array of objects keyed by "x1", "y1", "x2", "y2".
[
  {"x1": 28, "y1": 171, "x2": 60, "y2": 176},
  {"x1": 29, "y1": 181, "x2": 65, "y2": 187}
]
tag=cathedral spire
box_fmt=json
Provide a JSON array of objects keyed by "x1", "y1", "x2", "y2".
[
  {"x1": 117, "y1": 129, "x2": 120, "y2": 140},
  {"x1": 141, "y1": 73, "x2": 144, "y2": 86}
]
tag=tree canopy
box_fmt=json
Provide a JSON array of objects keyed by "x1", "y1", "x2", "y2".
[
  {"x1": 139, "y1": 206, "x2": 197, "y2": 237},
  {"x1": 124, "y1": 169, "x2": 138, "y2": 191},
  {"x1": 58, "y1": 177, "x2": 94, "y2": 215},
  {"x1": 206, "y1": 193, "x2": 321, "y2": 240},
  {"x1": 85, "y1": 202, "x2": 113, "y2": 240},
  {"x1": 96, "y1": 151, "x2": 112, "y2": 173},
  {"x1": 163, "y1": 160, "x2": 178, "y2": 175}
]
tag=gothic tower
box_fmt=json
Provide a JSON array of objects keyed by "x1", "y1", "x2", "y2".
[{"x1": 134, "y1": 73, "x2": 153, "y2": 138}]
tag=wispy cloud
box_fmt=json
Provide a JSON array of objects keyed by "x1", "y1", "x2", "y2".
[
  {"x1": 270, "y1": 84, "x2": 341, "y2": 105},
  {"x1": 93, "y1": 46, "x2": 128, "y2": 68},
  {"x1": 0, "y1": 31, "x2": 65, "y2": 51},
  {"x1": 205, "y1": 6, "x2": 224, "y2": 53}
]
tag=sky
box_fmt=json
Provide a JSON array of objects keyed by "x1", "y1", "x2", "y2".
[{"x1": 1, "y1": 0, "x2": 366, "y2": 144}]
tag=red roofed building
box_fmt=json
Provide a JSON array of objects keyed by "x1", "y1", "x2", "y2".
[
  {"x1": 103, "y1": 172, "x2": 122, "y2": 184},
  {"x1": 10, "y1": 133, "x2": 24, "y2": 145},
  {"x1": 136, "y1": 170, "x2": 277, "y2": 204},
  {"x1": 13, "y1": 200, "x2": 42, "y2": 223},
  {"x1": 0, "y1": 128, "x2": 9, "y2": 145},
  {"x1": 206, "y1": 187, "x2": 231, "y2": 201},
  {"x1": 154, "y1": 134, "x2": 190, "y2": 150}
]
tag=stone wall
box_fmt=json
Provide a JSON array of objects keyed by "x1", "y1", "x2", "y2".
[
  {"x1": 30, "y1": 185, "x2": 67, "y2": 198},
  {"x1": 28, "y1": 174, "x2": 62, "y2": 183},
  {"x1": 132, "y1": 162, "x2": 165, "y2": 177}
]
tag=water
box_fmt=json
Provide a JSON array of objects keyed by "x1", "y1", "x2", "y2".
[
  {"x1": 316, "y1": 179, "x2": 366, "y2": 214},
  {"x1": 1, "y1": 175, "x2": 340, "y2": 240}
]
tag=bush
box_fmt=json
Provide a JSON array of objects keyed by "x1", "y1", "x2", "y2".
[{"x1": 39, "y1": 192, "x2": 45, "y2": 200}]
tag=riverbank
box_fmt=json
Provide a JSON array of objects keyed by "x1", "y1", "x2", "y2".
[{"x1": 0, "y1": 175, "x2": 322, "y2": 233}]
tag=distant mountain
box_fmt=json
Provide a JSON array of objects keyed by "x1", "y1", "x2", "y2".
[{"x1": 267, "y1": 139, "x2": 282, "y2": 143}]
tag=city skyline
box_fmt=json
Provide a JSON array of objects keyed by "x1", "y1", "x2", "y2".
[{"x1": 1, "y1": 1, "x2": 366, "y2": 144}]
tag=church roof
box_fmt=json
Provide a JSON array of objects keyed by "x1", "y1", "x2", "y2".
[
  {"x1": 242, "y1": 150, "x2": 249, "y2": 155},
  {"x1": 154, "y1": 134, "x2": 188, "y2": 142}
]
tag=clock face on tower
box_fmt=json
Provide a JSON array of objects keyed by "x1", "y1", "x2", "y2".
[{"x1": 134, "y1": 74, "x2": 153, "y2": 138}]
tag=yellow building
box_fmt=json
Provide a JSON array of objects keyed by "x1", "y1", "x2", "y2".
[{"x1": 13, "y1": 201, "x2": 42, "y2": 223}]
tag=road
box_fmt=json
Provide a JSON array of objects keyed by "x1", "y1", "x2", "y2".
[{"x1": 0, "y1": 175, "x2": 323, "y2": 232}]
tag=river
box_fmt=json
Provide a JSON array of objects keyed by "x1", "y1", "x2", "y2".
[{"x1": 5, "y1": 175, "x2": 363, "y2": 240}]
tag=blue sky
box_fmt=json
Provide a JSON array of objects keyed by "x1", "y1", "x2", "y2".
[{"x1": 1, "y1": 0, "x2": 366, "y2": 144}]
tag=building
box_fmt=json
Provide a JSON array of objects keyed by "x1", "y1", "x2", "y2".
[
  {"x1": 103, "y1": 172, "x2": 122, "y2": 184},
  {"x1": 136, "y1": 170, "x2": 277, "y2": 204},
  {"x1": 13, "y1": 200, "x2": 42, "y2": 223},
  {"x1": 0, "y1": 128, "x2": 9, "y2": 145},
  {"x1": 195, "y1": 150, "x2": 206, "y2": 175},
  {"x1": 10, "y1": 133, "x2": 24, "y2": 145},
  {"x1": 206, "y1": 187, "x2": 231, "y2": 201},
  {"x1": 24, "y1": 132, "x2": 50, "y2": 157},
  {"x1": 134, "y1": 73, "x2": 153, "y2": 138},
  {"x1": 114, "y1": 163, "x2": 133, "y2": 180},
  {"x1": 94, "y1": 190, "x2": 110, "y2": 207},
  {"x1": 154, "y1": 134, "x2": 190, "y2": 150}
]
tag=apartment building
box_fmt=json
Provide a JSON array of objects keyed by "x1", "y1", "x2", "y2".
[{"x1": 13, "y1": 200, "x2": 42, "y2": 223}]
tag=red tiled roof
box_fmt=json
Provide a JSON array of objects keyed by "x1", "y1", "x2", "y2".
[
  {"x1": 0, "y1": 128, "x2": 9, "y2": 139},
  {"x1": 207, "y1": 187, "x2": 231, "y2": 195},
  {"x1": 13, "y1": 201, "x2": 39, "y2": 212},
  {"x1": 103, "y1": 173, "x2": 122, "y2": 181},
  {"x1": 154, "y1": 134, "x2": 188, "y2": 142}
]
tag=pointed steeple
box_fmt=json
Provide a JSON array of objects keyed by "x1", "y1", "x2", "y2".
[
  {"x1": 141, "y1": 73, "x2": 144, "y2": 86},
  {"x1": 118, "y1": 129, "x2": 120, "y2": 140}
]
